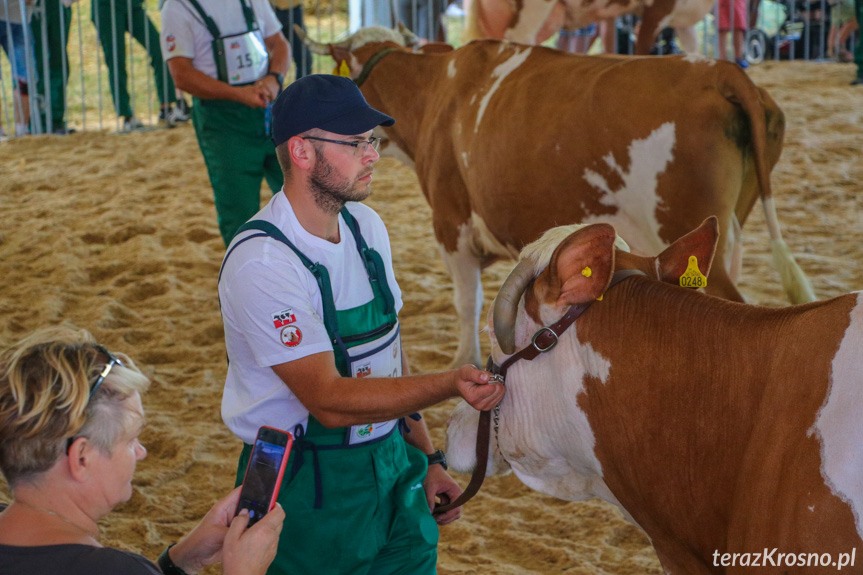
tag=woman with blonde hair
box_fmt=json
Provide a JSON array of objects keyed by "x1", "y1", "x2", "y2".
[{"x1": 0, "y1": 325, "x2": 284, "y2": 575}]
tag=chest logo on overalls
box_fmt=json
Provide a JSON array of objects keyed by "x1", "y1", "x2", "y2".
[
  {"x1": 355, "y1": 362, "x2": 371, "y2": 378},
  {"x1": 280, "y1": 325, "x2": 302, "y2": 347},
  {"x1": 273, "y1": 308, "x2": 296, "y2": 328}
]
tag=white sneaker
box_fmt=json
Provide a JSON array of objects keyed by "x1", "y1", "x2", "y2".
[
  {"x1": 122, "y1": 116, "x2": 144, "y2": 131},
  {"x1": 160, "y1": 105, "x2": 189, "y2": 125}
]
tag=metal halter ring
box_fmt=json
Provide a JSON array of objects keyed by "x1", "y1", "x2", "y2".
[{"x1": 531, "y1": 327, "x2": 559, "y2": 353}]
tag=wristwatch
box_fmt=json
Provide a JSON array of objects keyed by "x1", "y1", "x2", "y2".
[
  {"x1": 267, "y1": 71, "x2": 285, "y2": 87},
  {"x1": 427, "y1": 449, "x2": 447, "y2": 470},
  {"x1": 157, "y1": 544, "x2": 190, "y2": 575}
]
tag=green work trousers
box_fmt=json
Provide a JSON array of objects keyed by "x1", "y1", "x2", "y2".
[
  {"x1": 191, "y1": 97, "x2": 282, "y2": 245},
  {"x1": 855, "y1": 0, "x2": 863, "y2": 78},
  {"x1": 236, "y1": 430, "x2": 439, "y2": 575},
  {"x1": 91, "y1": 0, "x2": 175, "y2": 117},
  {"x1": 32, "y1": 1, "x2": 71, "y2": 132}
]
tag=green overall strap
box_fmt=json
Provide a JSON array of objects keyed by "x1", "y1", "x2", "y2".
[
  {"x1": 238, "y1": 0, "x2": 259, "y2": 31},
  {"x1": 222, "y1": 220, "x2": 340, "y2": 343},
  {"x1": 182, "y1": 0, "x2": 222, "y2": 39},
  {"x1": 339, "y1": 207, "x2": 396, "y2": 316}
]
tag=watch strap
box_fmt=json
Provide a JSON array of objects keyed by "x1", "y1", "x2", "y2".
[
  {"x1": 157, "y1": 544, "x2": 190, "y2": 575},
  {"x1": 427, "y1": 449, "x2": 447, "y2": 470}
]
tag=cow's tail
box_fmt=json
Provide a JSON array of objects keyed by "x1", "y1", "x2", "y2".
[
  {"x1": 720, "y1": 65, "x2": 816, "y2": 304},
  {"x1": 463, "y1": 0, "x2": 483, "y2": 44}
]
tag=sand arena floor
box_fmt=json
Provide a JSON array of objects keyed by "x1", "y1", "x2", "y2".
[{"x1": 1, "y1": 61, "x2": 861, "y2": 574}]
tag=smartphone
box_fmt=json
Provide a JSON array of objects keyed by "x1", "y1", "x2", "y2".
[{"x1": 235, "y1": 426, "x2": 293, "y2": 526}]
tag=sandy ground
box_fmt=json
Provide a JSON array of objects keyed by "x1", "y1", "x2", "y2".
[{"x1": 0, "y1": 61, "x2": 861, "y2": 574}]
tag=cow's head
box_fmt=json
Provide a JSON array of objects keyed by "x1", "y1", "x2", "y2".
[
  {"x1": 446, "y1": 218, "x2": 719, "y2": 501},
  {"x1": 294, "y1": 23, "x2": 422, "y2": 80}
]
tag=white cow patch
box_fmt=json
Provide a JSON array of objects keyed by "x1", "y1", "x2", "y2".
[
  {"x1": 461, "y1": 152, "x2": 469, "y2": 169},
  {"x1": 683, "y1": 52, "x2": 716, "y2": 65},
  {"x1": 470, "y1": 212, "x2": 520, "y2": 259},
  {"x1": 475, "y1": 47, "x2": 532, "y2": 133},
  {"x1": 448, "y1": 60, "x2": 457, "y2": 78},
  {"x1": 580, "y1": 122, "x2": 676, "y2": 255},
  {"x1": 811, "y1": 292, "x2": 863, "y2": 540}
]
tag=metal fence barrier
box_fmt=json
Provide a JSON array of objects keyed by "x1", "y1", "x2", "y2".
[{"x1": 0, "y1": 0, "x2": 857, "y2": 139}]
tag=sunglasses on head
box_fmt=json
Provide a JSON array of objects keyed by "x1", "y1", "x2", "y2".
[{"x1": 65, "y1": 345, "x2": 123, "y2": 454}]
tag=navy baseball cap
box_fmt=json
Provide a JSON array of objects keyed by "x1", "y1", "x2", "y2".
[{"x1": 271, "y1": 75, "x2": 394, "y2": 147}]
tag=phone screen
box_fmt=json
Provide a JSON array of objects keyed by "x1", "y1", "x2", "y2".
[{"x1": 237, "y1": 428, "x2": 292, "y2": 526}]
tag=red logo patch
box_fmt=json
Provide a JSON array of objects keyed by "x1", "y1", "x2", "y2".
[
  {"x1": 230, "y1": 41, "x2": 241, "y2": 49},
  {"x1": 272, "y1": 308, "x2": 296, "y2": 328},
  {"x1": 356, "y1": 363, "x2": 371, "y2": 378},
  {"x1": 280, "y1": 326, "x2": 302, "y2": 347}
]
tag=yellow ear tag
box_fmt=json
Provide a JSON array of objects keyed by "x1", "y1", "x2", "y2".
[
  {"x1": 679, "y1": 255, "x2": 707, "y2": 289},
  {"x1": 581, "y1": 267, "x2": 592, "y2": 278},
  {"x1": 596, "y1": 294, "x2": 603, "y2": 301},
  {"x1": 333, "y1": 60, "x2": 351, "y2": 77}
]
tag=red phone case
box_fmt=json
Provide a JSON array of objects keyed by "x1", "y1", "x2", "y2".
[{"x1": 238, "y1": 426, "x2": 294, "y2": 516}]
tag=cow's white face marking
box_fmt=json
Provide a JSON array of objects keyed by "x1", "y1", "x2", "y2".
[
  {"x1": 447, "y1": 60, "x2": 457, "y2": 78},
  {"x1": 475, "y1": 47, "x2": 532, "y2": 133},
  {"x1": 811, "y1": 292, "x2": 863, "y2": 540},
  {"x1": 580, "y1": 122, "x2": 676, "y2": 255}
]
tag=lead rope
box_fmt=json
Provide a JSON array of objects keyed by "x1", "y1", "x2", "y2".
[{"x1": 433, "y1": 269, "x2": 647, "y2": 515}]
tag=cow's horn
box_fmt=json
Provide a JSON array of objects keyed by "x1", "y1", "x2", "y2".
[
  {"x1": 493, "y1": 259, "x2": 537, "y2": 355},
  {"x1": 293, "y1": 24, "x2": 350, "y2": 54},
  {"x1": 397, "y1": 22, "x2": 420, "y2": 46}
]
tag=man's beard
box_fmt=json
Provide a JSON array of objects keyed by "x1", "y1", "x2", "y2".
[{"x1": 309, "y1": 153, "x2": 372, "y2": 214}]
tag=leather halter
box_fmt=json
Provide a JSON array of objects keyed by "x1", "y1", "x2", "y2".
[
  {"x1": 353, "y1": 47, "x2": 401, "y2": 88},
  {"x1": 434, "y1": 269, "x2": 647, "y2": 514}
]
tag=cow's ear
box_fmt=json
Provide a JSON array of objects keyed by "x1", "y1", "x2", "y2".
[
  {"x1": 655, "y1": 216, "x2": 719, "y2": 285},
  {"x1": 419, "y1": 42, "x2": 454, "y2": 54},
  {"x1": 329, "y1": 45, "x2": 352, "y2": 74},
  {"x1": 544, "y1": 224, "x2": 617, "y2": 306}
]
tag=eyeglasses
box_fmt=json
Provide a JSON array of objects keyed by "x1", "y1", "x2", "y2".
[
  {"x1": 303, "y1": 135, "x2": 381, "y2": 157},
  {"x1": 89, "y1": 346, "x2": 122, "y2": 400},
  {"x1": 65, "y1": 345, "x2": 123, "y2": 454}
]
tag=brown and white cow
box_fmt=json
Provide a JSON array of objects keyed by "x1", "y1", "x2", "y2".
[
  {"x1": 462, "y1": 0, "x2": 708, "y2": 55},
  {"x1": 300, "y1": 26, "x2": 815, "y2": 368},
  {"x1": 446, "y1": 218, "x2": 862, "y2": 574}
]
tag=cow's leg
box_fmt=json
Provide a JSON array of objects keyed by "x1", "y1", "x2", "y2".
[
  {"x1": 675, "y1": 25, "x2": 698, "y2": 53},
  {"x1": 634, "y1": 8, "x2": 672, "y2": 54},
  {"x1": 438, "y1": 238, "x2": 484, "y2": 368},
  {"x1": 704, "y1": 257, "x2": 745, "y2": 302}
]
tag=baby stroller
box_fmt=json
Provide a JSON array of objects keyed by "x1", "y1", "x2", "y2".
[{"x1": 746, "y1": 0, "x2": 828, "y2": 63}]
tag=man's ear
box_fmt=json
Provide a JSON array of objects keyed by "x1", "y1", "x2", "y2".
[
  {"x1": 288, "y1": 136, "x2": 313, "y2": 171},
  {"x1": 655, "y1": 216, "x2": 719, "y2": 285},
  {"x1": 534, "y1": 224, "x2": 617, "y2": 307}
]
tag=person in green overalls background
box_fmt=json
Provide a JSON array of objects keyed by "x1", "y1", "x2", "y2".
[
  {"x1": 218, "y1": 75, "x2": 506, "y2": 575},
  {"x1": 853, "y1": 0, "x2": 863, "y2": 84},
  {"x1": 161, "y1": 0, "x2": 289, "y2": 246},
  {"x1": 31, "y1": 0, "x2": 72, "y2": 134},
  {"x1": 92, "y1": 0, "x2": 186, "y2": 130}
]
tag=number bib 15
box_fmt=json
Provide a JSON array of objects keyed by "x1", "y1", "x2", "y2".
[{"x1": 215, "y1": 30, "x2": 269, "y2": 86}]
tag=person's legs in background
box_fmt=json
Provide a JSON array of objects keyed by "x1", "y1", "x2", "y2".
[
  {"x1": 128, "y1": 0, "x2": 183, "y2": 123},
  {"x1": 854, "y1": 0, "x2": 863, "y2": 82},
  {"x1": 274, "y1": 5, "x2": 313, "y2": 79},
  {"x1": 32, "y1": 1, "x2": 72, "y2": 134},
  {"x1": 0, "y1": 22, "x2": 34, "y2": 136}
]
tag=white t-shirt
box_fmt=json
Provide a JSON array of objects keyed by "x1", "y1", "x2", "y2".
[
  {"x1": 219, "y1": 192, "x2": 404, "y2": 444},
  {"x1": 160, "y1": 0, "x2": 281, "y2": 79}
]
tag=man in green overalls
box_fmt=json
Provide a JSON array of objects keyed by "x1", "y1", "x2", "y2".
[
  {"x1": 161, "y1": 0, "x2": 289, "y2": 245},
  {"x1": 218, "y1": 75, "x2": 506, "y2": 574}
]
